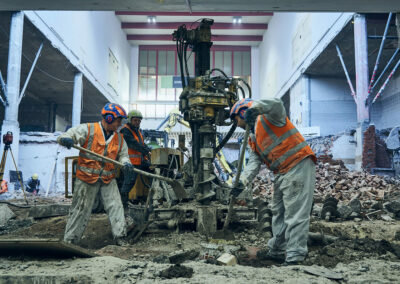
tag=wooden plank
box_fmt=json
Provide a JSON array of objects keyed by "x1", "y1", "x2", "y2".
[{"x1": 0, "y1": 239, "x2": 96, "y2": 258}]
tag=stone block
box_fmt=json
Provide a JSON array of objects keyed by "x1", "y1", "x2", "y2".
[
  {"x1": 0, "y1": 204, "x2": 16, "y2": 226},
  {"x1": 217, "y1": 253, "x2": 237, "y2": 266}
]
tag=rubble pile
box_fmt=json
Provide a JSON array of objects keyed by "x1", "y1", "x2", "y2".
[
  {"x1": 250, "y1": 162, "x2": 400, "y2": 220},
  {"x1": 307, "y1": 135, "x2": 338, "y2": 157},
  {"x1": 313, "y1": 162, "x2": 400, "y2": 202}
]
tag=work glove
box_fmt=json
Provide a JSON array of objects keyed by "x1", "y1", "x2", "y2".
[
  {"x1": 230, "y1": 180, "x2": 246, "y2": 198},
  {"x1": 244, "y1": 106, "x2": 262, "y2": 126},
  {"x1": 123, "y1": 162, "x2": 135, "y2": 181},
  {"x1": 145, "y1": 145, "x2": 152, "y2": 156},
  {"x1": 59, "y1": 137, "x2": 74, "y2": 149}
]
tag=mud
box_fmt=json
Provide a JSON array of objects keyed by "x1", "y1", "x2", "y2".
[
  {"x1": 1, "y1": 199, "x2": 400, "y2": 283},
  {"x1": 159, "y1": 264, "x2": 194, "y2": 278}
]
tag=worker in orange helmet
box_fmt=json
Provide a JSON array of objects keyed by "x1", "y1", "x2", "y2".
[
  {"x1": 230, "y1": 98, "x2": 316, "y2": 266},
  {"x1": 57, "y1": 103, "x2": 134, "y2": 246}
]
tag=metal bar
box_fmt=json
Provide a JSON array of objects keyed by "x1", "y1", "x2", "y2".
[
  {"x1": 9, "y1": 148, "x2": 28, "y2": 205},
  {"x1": 0, "y1": 69, "x2": 7, "y2": 105},
  {"x1": 368, "y1": 13, "x2": 393, "y2": 94},
  {"x1": 368, "y1": 35, "x2": 398, "y2": 39},
  {"x1": 223, "y1": 125, "x2": 250, "y2": 231},
  {"x1": 19, "y1": 43, "x2": 43, "y2": 103},
  {"x1": 372, "y1": 57, "x2": 400, "y2": 104},
  {"x1": 371, "y1": 48, "x2": 399, "y2": 91},
  {"x1": 72, "y1": 144, "x2": 179, "y2": 184},
  {"x1": 335, "y1": 45, "x2": 356, "y2": 99},
  {"x1": 185, "y1": 0, "x2": 192, "y2": 14}
]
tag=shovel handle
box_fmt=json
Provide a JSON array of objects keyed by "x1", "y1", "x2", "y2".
[
  {"x1": 72, "y1": 145, "x2": 176, "y2": 184},
  {"x1": 233, "y1": 124, "x2": 251, "y2": 188}
]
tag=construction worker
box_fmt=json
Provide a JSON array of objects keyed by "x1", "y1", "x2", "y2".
[
  {"x1": 119, "y1": 109, "x2": 151, "y2": 207},
  {"x1": 57, "y1": 103, "x2": 134, "y2": 246},
  {"x1": 230, "y1": 98, "x2": 316, "y2": 265},
  {"x1": 26, "y1": 173, "x2": 40, "y2": 195}
]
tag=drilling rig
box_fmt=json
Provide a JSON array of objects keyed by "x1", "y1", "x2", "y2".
[{"x1": 173, "y1": 19, "x2": 251, "y2": 203}]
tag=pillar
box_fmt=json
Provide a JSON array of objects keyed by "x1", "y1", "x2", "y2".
[
  {"x1": 72, "y1": 73, "x2": 83, "y2": 127},
  {"x1": 354, "y1": 13, "x2": 370, "y2": 122},
  {"x1": 353, "y1": 14, "x2": 370, "y2": 171},
  {"x1": 1, "y1": 12, "x2": 24, "y2": 183}
]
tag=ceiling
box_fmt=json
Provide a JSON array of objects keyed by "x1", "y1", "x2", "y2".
[
  {"x1": 0, "y1": 0, "x2": 399, "y2": 12},
  {"x1": 0, "y1": 12, "x2": 108, "y2": 129},
  {"x1": 306, "y1": 14, "x2": 399, "y2": 79},
  {"x1": 116, "y1": 12, "x2": 272, "y2": 46}
]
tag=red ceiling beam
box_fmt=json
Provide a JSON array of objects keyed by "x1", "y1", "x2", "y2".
[
  {"x1": 127, "y1": 34, "x2": 262, "y2": 41},
  {"x1": 121, "y1": 22, "x2": 268, "y2": 29},
  {"x1": 139, "y1": 45, "x2": 252, "y2": 51},
  {"x1": 116, "y1": 11, "x2": 273, "y2": 16}
]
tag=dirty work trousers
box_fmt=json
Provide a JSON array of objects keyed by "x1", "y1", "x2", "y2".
[
  {"x1": 64, "y1": 178, "x2": 127, "y2": 243},
  {"x1": 267, "y1": 157, "x2": 315, "y2": 262}
]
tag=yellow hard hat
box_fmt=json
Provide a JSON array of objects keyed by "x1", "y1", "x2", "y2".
[
  {"x1": 128, "y1": 109, "x2": 143, "y2": 120},
  {"x1": 32, "y1": 173, "x2": 39, "y2": 180}
]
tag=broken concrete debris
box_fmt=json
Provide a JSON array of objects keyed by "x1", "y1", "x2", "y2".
[
  {"x1": 0, "y1": 204, "x2": 16, "y2": 227},
  {"x1": 217, "y1": 253, "x2": 237, "y2": 266},
  {"x1": 159, "y1": 264, "x2": 194, "y2": 279},
  {"x1": 251, "y1": 161, "x2": 400, "y2": 221}
]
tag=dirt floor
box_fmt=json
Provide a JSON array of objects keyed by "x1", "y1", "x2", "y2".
[{"x1": 1, "y1": 198, "x2": 400, "y2": 283}]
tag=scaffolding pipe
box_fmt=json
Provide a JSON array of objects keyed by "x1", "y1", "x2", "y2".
[
  {"x1": 371, "y1": 48, "x2": 399, "y2": 91},
  {"x1": 19, "y1": 42, "x2": 43, "y2": 103},
  {"x1": 368, "y1": 13, "x2": 393, "y2": 94},
  {"x1": 0, "y1": 70, "x2": 7, "y2": 106},
  {"x1": 335, "y1": 44, "x2": 356, "y2": 99},
  {"x1": 372, "y1": 57, "x2": 400, "y2": 104}
]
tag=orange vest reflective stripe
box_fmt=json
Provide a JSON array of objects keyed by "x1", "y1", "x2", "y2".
[
  {"x1": 76, "y1": 122, "x2": 123, "y2": 184},
  {"x1": 249, "y1": 115, "x2": 316, "y2": 174},
  {"x1": 123, "y1": 124, "x2": 145, "y2": 166}
]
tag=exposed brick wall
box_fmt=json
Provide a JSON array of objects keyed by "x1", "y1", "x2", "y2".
[
  {"x1": 362, "y1": 125, "x2": 376, "y2": 172},
  {"x1": 375, "y1": 136, "x2": 391, "y2": 168}
]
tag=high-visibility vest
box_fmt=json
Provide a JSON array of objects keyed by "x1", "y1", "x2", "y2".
[
  {"x1": 76, "y1": 122, "x2": 123, "y2": 184},
  {"x1": 248, "y1": 115, "x2": 316, "y2": 174},
  {"x1": 122, "y1": 124, "x2": 145, "y2": 166}
]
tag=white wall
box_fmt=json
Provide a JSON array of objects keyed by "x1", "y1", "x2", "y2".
[
  {"x1": 371, "y1": 73, "x2": 400, "y2": 130},
  {"x1": 310, "y1": 77, "x2": 357, "y2": 136},
  {"x1": 16, "y1": 132, "x2": 78, "y2": 196},
  {"x1": 251, "y1": 46, "x2": 260, "y2": 100},
  {"x1": 257, "y1": 12, "x2": 353, "y2": 99},
  {"x1": 25, "y1": 11, "x2": 131, "y2": 107}
]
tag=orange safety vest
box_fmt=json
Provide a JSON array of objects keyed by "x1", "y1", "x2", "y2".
[
  {"x1": 76, "y1": 122, "x2": 124, "y2": 184},
  {"x1": 122, "y1": 124, "x2": 145, "y2": 166},
  {"x1": 249, "y1": 115, "x2": 316, "y2": 174}
]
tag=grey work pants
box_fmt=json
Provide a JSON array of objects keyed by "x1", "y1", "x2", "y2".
[
  {"x1": 267, "y1": 157, "x2": 315, "y2": 262},
  {"x1": 64, "y1": 178, "x2": 127, "y2": 243}
]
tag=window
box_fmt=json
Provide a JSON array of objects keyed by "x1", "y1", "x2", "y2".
[{"x1": 136, "y1": 47, "x2": 251, "y2": 118}]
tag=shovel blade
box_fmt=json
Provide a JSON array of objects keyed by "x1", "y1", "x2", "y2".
[{"x1": 168, "y1": 180, "x2": 187, "y2": 199}]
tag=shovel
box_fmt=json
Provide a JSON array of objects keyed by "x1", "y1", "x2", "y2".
[
  {"x1": 72, "y1": 145, "x2": 187, "y2": 199},
  {"x1": 222, "y1": 124, "x2": 251, "y2": 231}
]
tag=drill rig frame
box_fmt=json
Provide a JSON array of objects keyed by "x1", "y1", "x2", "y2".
[{"x1": 173, "y1": 19, "x2": 251, "y2": 203}]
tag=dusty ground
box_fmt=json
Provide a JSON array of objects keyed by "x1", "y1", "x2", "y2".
[{"x1": 1, "y1": 199, "x2": 400, "y2": 283}]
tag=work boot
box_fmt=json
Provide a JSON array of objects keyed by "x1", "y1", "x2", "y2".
[
  {"x1": 115, "y1": 237, "x2": 129, "y2": 247},
  {"x1": 256, "y1": 249, "x2": 285, "y2": 262}
]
